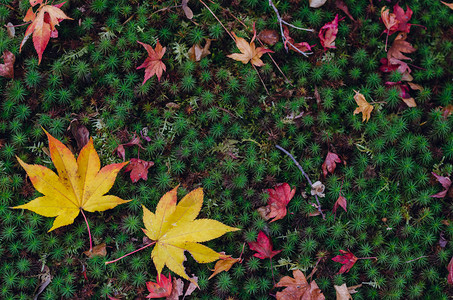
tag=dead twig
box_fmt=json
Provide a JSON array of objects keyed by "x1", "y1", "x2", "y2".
[
  {"x1": 268, "y1": 0, "x2": 314, "y2": 57},
  {"x1": 276, "y1": 145, "x2": 325, "y2": 219}
]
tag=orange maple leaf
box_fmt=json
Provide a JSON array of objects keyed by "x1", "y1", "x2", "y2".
[
  {"x1": 137, "y1": 40, "x2": 166, "y2": 85},
  {"x1": 227, "y1": 25, "x2": 273, "y2": 67},
  {"x1": 20, "y1": 0, "x2": 72, "y2": 64},
  {"x1": 353, "y1": 90, "x2": 373, "y2": 122},
  {"x1": 12, "y1": 130, "x2": 129, "y2": 231}
]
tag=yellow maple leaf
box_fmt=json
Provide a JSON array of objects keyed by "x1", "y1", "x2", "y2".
[
  {"x1": 142, "y1": 186, "x2": 240, "y2": 282},
  {"x1": 353, "y1": 90, "x2": 374, "y2": 122},
  {"x1": 12, "y1": 130, "x2": 129, "y2": 232},
  {"x1": 227, "y1": 29, "x2": 273, "y2": 67}
]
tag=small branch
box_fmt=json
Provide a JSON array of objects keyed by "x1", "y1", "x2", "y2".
[
  {"x1": 405, "y1": 255, "x2": 428, "y2": 263},
  {"x1": 80, "y1": 209, "x2": 92, "y2": 252},
  {"x1": 276, "y1": 145, "x2": 325, "y2": 219},
  {"x1": 358, "y1": 256, "x2": 377, "y2": 260},
  {"x1": 105, "y1": 241, "x2": 157, "y2": 265},
  {"x1": 253, "y1": 64, "x2": 269, "y2": 95},
  {"x1": 199, "y1": 0, "x2": 234, "y2": 41},
  {"x1": 268, "y1": 0, "x2": 314, "y2": 57}
]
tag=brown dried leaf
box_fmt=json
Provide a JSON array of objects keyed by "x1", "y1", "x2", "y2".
[
  {"x1": 0, "y1": 51, "x2": 15, "y2": 79},
  {"x1": 182, "y1": 0, "x2": 193, "y2": 19},
  {"x1": 258, "y1": 29, "x2": 279, "y2": 46},
  {"x1": 387, "y1": 33, "x2": 416, "y2": 61},
  {"x1": 309, "y1": 0, "x2": 327, "y2": 8},
  {"x1": 83, "y1": 243, "x2": 107, "y2": 258},
  {"x1": 188, "y1": 39, "x2": 212, "y2": 62}
]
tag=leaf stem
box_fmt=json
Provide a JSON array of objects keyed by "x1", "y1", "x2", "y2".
[
  {"x1": 105, "y1": 241, "x2": 156, "y2": 265},
  {"x1": 252, "y1": 64, "x2": 269, "y2": 95},
  {"x1": 269, "y1": 258, "x2": 276, "y2": 285},
  {"x1": 80, "y1": 209, "x2": 92, "y2": 252},
  {"x1": 198, "y1": 0, "x2": 234, "y2": 41},
  {"x1": 358, "y1": 256, "x2": 377, "y2": 260},
  {"x1": 275, "y1": 145, "x2": 325, "y2": 219}
]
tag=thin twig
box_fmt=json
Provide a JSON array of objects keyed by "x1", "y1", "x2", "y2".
[
  {"x1": 269, "y1": 258, "x2": 276, "y2": 285},
  {"x1": 276, "y1": 145, "x2": 325, "y2": 219},
  {"x1": 199, "y1": 0, "x2": 234, "y2": 41},
  {"x1": 80, "y1": 209, "x2": 92, "y2": 252},
  {"x1": 253, "y1": 64, "x2": 269, "y2": 95},
  {"x1": 405, "y1": 255, "x2": 428, "y2": 263},
  {"x1": 105, "y1": 241, "x2": 157, "y2": 265},
  {"x1": 268, "y1": 0, "x2": 314, "y2": 57},
  {"x1": 257, "y1": 38, "x2": 291, "y2": 84},
  {"x1": 150, "y1": 5, "x2": 181, "y2": 17}
]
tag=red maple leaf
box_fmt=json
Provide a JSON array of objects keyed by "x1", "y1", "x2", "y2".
[
  {"x1": 322, "y1": 152, "x2": 341, "y2": 177},
  {"x1": 146, "y1": 273, "x2": 172, "y2": 298},
  {"x1": 265, "y1": 183, "x2": 296, "y2": 223},
  {"x1": 0, "y1": 50, "x2": 15, "y2": 79},
  {"x1": 430, "y1": 172, "x2": 452, "y2": 198},
  {"x1": 124, "y1": 158, "x2": 154, "y2": 183},
  {"x1": 248, "y1": 231, "x2": 282, "y2": 259},
  {"x1": 283, "y1": 25, "x2": 314, "y2": 54},
  {"x1": 20, "y1": 0, "x2": 72, "y2": 64},
  {"x1": 332, "y1": 250, "x2": 357, "y2": 274},
  {"x1": 137, "y1": 40, "x2": 166, "y2": 84}
]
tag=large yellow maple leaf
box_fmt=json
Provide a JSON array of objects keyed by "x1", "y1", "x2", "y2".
[
  {"x1": 142, "y1": 186, "x2": 240, "y2": 282},
  {"x1": 12, "y1": 130, "x2": 129, "y2": 231}
]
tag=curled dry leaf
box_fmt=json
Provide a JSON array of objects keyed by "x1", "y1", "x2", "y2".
[
  {"x1": 322, "y1": 152, "x2": 341, "y2": 177},
  {"x1": 209, "y1": 255, "x2": 242, "y2": 279},
  {"x1": 6, "y1": 22, "x2": 15, "y2": 38},
  {"x1": 258, "y1": 29, "x2": 279, "y2": 46},
  {"x1": 0, "y1": 50, "x2": 15, "y2": 79},
  {"x1": 227, "y1": 24, "x2": 273, "y2": 67},
  {"x1": 275, "y1": 269, "x2": 325, "y2": 300},
  {"x1": 181, "y1": 0, "x2": 193, "y2": 19},
  {"x1": 83, "y1": 243, "x2": 107, "y2": 258},
  {"x1": 333, "y1": 195, "x2": 347, "y2": 217},
  {"x1": 387, "y1": 33, "x2": 416, "y2": 62},
  {"x1": 335, "y1": 0, "x2": 355, "y2": 21},
  {"x1": 70, "y1": 120, "x2": 90, "y2": 150},
  {"x1": 248, "y1": 231, "x2": 282, "y2": 259},
  {"x1": 334, "y1": 283, "x2": 352, "y2": 300},
  {"x1": 309, "y1": 0, "x2": 327, "y2": 8},
  {"x1": 353, "y1": 91, "x2": 373, "y2": 122},
  {"x1": 137, "y1": 40, "x2": 166, "y2": 84},
  {"x1": 311, "y1": 181, "x2": 325, "y2": 198},
  {"x1": 381, "y1": 6, "x2": 399, "y2": 34},
  {"x1": 430, "y1": 172, "x2": 452, "y2": 198},
  {"x1": 188, "y1": 39, "x2": 212, "y2": 62},
  {"x1": 319, "y1": 14, "x2": 341, "y2": 50},
  {"x1": 283, "y1": 25, "x2": 314, "y2": 53}
]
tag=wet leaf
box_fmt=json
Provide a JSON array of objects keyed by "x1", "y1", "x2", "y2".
[
  {"x1": 262, "y1": 183, "x2": 296, "y2": 223},
  {"x1": 258, "y1": 29, "x2": 279, "y2": 46},
  {"x1": 209, "y1": 256, "x2": 241, "y2": 279},
  {"x1": 332, "y1": 250, "x2": 358, "y2": 274},
  {"x1": 83, "y1": 243, "x2": 107, "y2": 258},
  {"x1": 188, "y1": 39, "x2": 212, "y2": 61},
  {"x1": 430, "y1": 172, "x2": 452, "y2": 198},
  {"x1": 319, "y1": 14, "x2": 341, "y2": 50},
  {"x1": 124, "y1": 158, "x2": 154, "y2": 183},
  {"x1": 146, "y1": 273, "x2": 173, "y2": 298}
]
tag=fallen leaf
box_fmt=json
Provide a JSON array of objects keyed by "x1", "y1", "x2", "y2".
[
  {"x1": 20, "y1": 1, "x2": 72, "y2": 64},
  {"x1": 448, "y1": 256, "x2": 453, "y2": 285},
  {"x1": 209, "y1": 255, "x2": 241, "y2": 279},
  {"x1": 353, "y1": 90, "x2": 373, "y2": 122},
  {"x1": 137, "y1": 39, "x2": 166, "y2": 84},
  {"x1": 33, "y1": 265, "x2": 52, "y2": 300},
  {"x1": 12, "y1": 130, "x2": 129, "y2": 231},
  {"x1": 275, "y1": 269, "x2": 325, "y2": 300},
  {"x1": 248, "y1": 231, "x2": 282, "y2": 259},
  {"x1": 430, "y1": 172, "x2": 452, "y2": 198},
  {"x1": 442, "y1": 1, "x2": 453, "y2": 9},
  {"x1": 146, "y1": 273, "x2": 173, "y2": 298},
  {"x1": 283, "y1": 25, "x2": 314, "y2": 54},
  {"x1": 309, "y1": 0, "x2": 327, "y2": 8},
  {"x1": 387, "y1": 33, "x2": 416, "y2": 61},
  {"x1": 142, "y1": 186, "x2": 239, "y2": 282},
  {"x1": 319, "y1": 14, "x2": 341, "y2": 50},
  {"x1": 332, "y1": 250, "x2": 358, "y2": 274},
  {"x1": 182, "y1": 275, "x2": 198, "y2": 297},
  {"x1": 392, "y1": 4, "x2": 414, "y2": 34},
  {"x1": 0, "y1": 51, "x2": 15, "y2": 79},
  {"x1": 6, "y1": 22, "x2": 15, "y2": 38},
  {"x1": 188, "y1": 39, "x2": 212, "y2": 62},
  {"x1": 381, "y1": 6, "x2": 399, "y2": 34},
  {"x1": 334, "y1": 283, "x2": 352, "y2": 300},
  {"x1": 311, "y1": 181, "x2": 325, "y2": 198},
  {"x1": 322, "y1": 152, "x2": 341, "y2": 177},
  {"x1": 439, "y1": 233, "x2": 448, "y2": 248},
  {"x1": 335, "y1": 0, "x2": 355, "y2": 21},
  {"x1": 182, "y1": 0, "x2": 193, "y2": 19},
  {"x1": 258, "y1": 29, "x2": 279, "y2": 46},
  {"x1": 333, "y1": 195, "x2": 347, "y2": 217},
  {"x1": 227, "y1": 24, "x2": 273, "y2": 67},
  {"x1": 124, "y1": 158, "x2": 154, "y2": 183},
  {"x1": 70, "y1": 120, "x2": 90, "y2": 150},
  {"x1": 441, "y1": 104, "x2": 453, "y2": 119},
  {"x1": 83, "y1": 243, "x2": 107, "y2": 258},
  {"x1": 263, "y1": 183, "x2": 296, "y2": 223},
  {"x1": 407, "y1": 82, "x2": 423, "y2": 91},
  {"x1": 168, "y1": 278, "x2": 184, "y2": 300}
]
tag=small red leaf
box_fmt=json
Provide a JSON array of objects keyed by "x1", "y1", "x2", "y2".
[
  {"x1": 448, "y1": 257, "x2": 453, "y2": 285},
  {"x1": 322, "y1": 152, "x2": 341, "y2": 177},
  {"x1": 319, "y1": 14, "x2": 342, "y2": 50},
  {"x1": 146, "y1": 273, "x2": 172, "y2": 298},
  {"x1": 333, "y1": 195, "x2": 347, "y2": 216},
  {"x1": 0, "y1": 51, "x2": 15, "y2": 79},
  {"x1": 124, "y1": 158, "x2": 154, "y2": 183},
  {"x1": 137, "y1": 40, "x2": 166, "y2": 84},
  {"x1": 332, "y1": 250, "x2": 357, "y2": 274},
  {"x1": 264, "y1": 183, "x2": 296, "y2": 223},
  {"x1": 248, "y1": 231, "x2": 282, "y2": 260}
]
